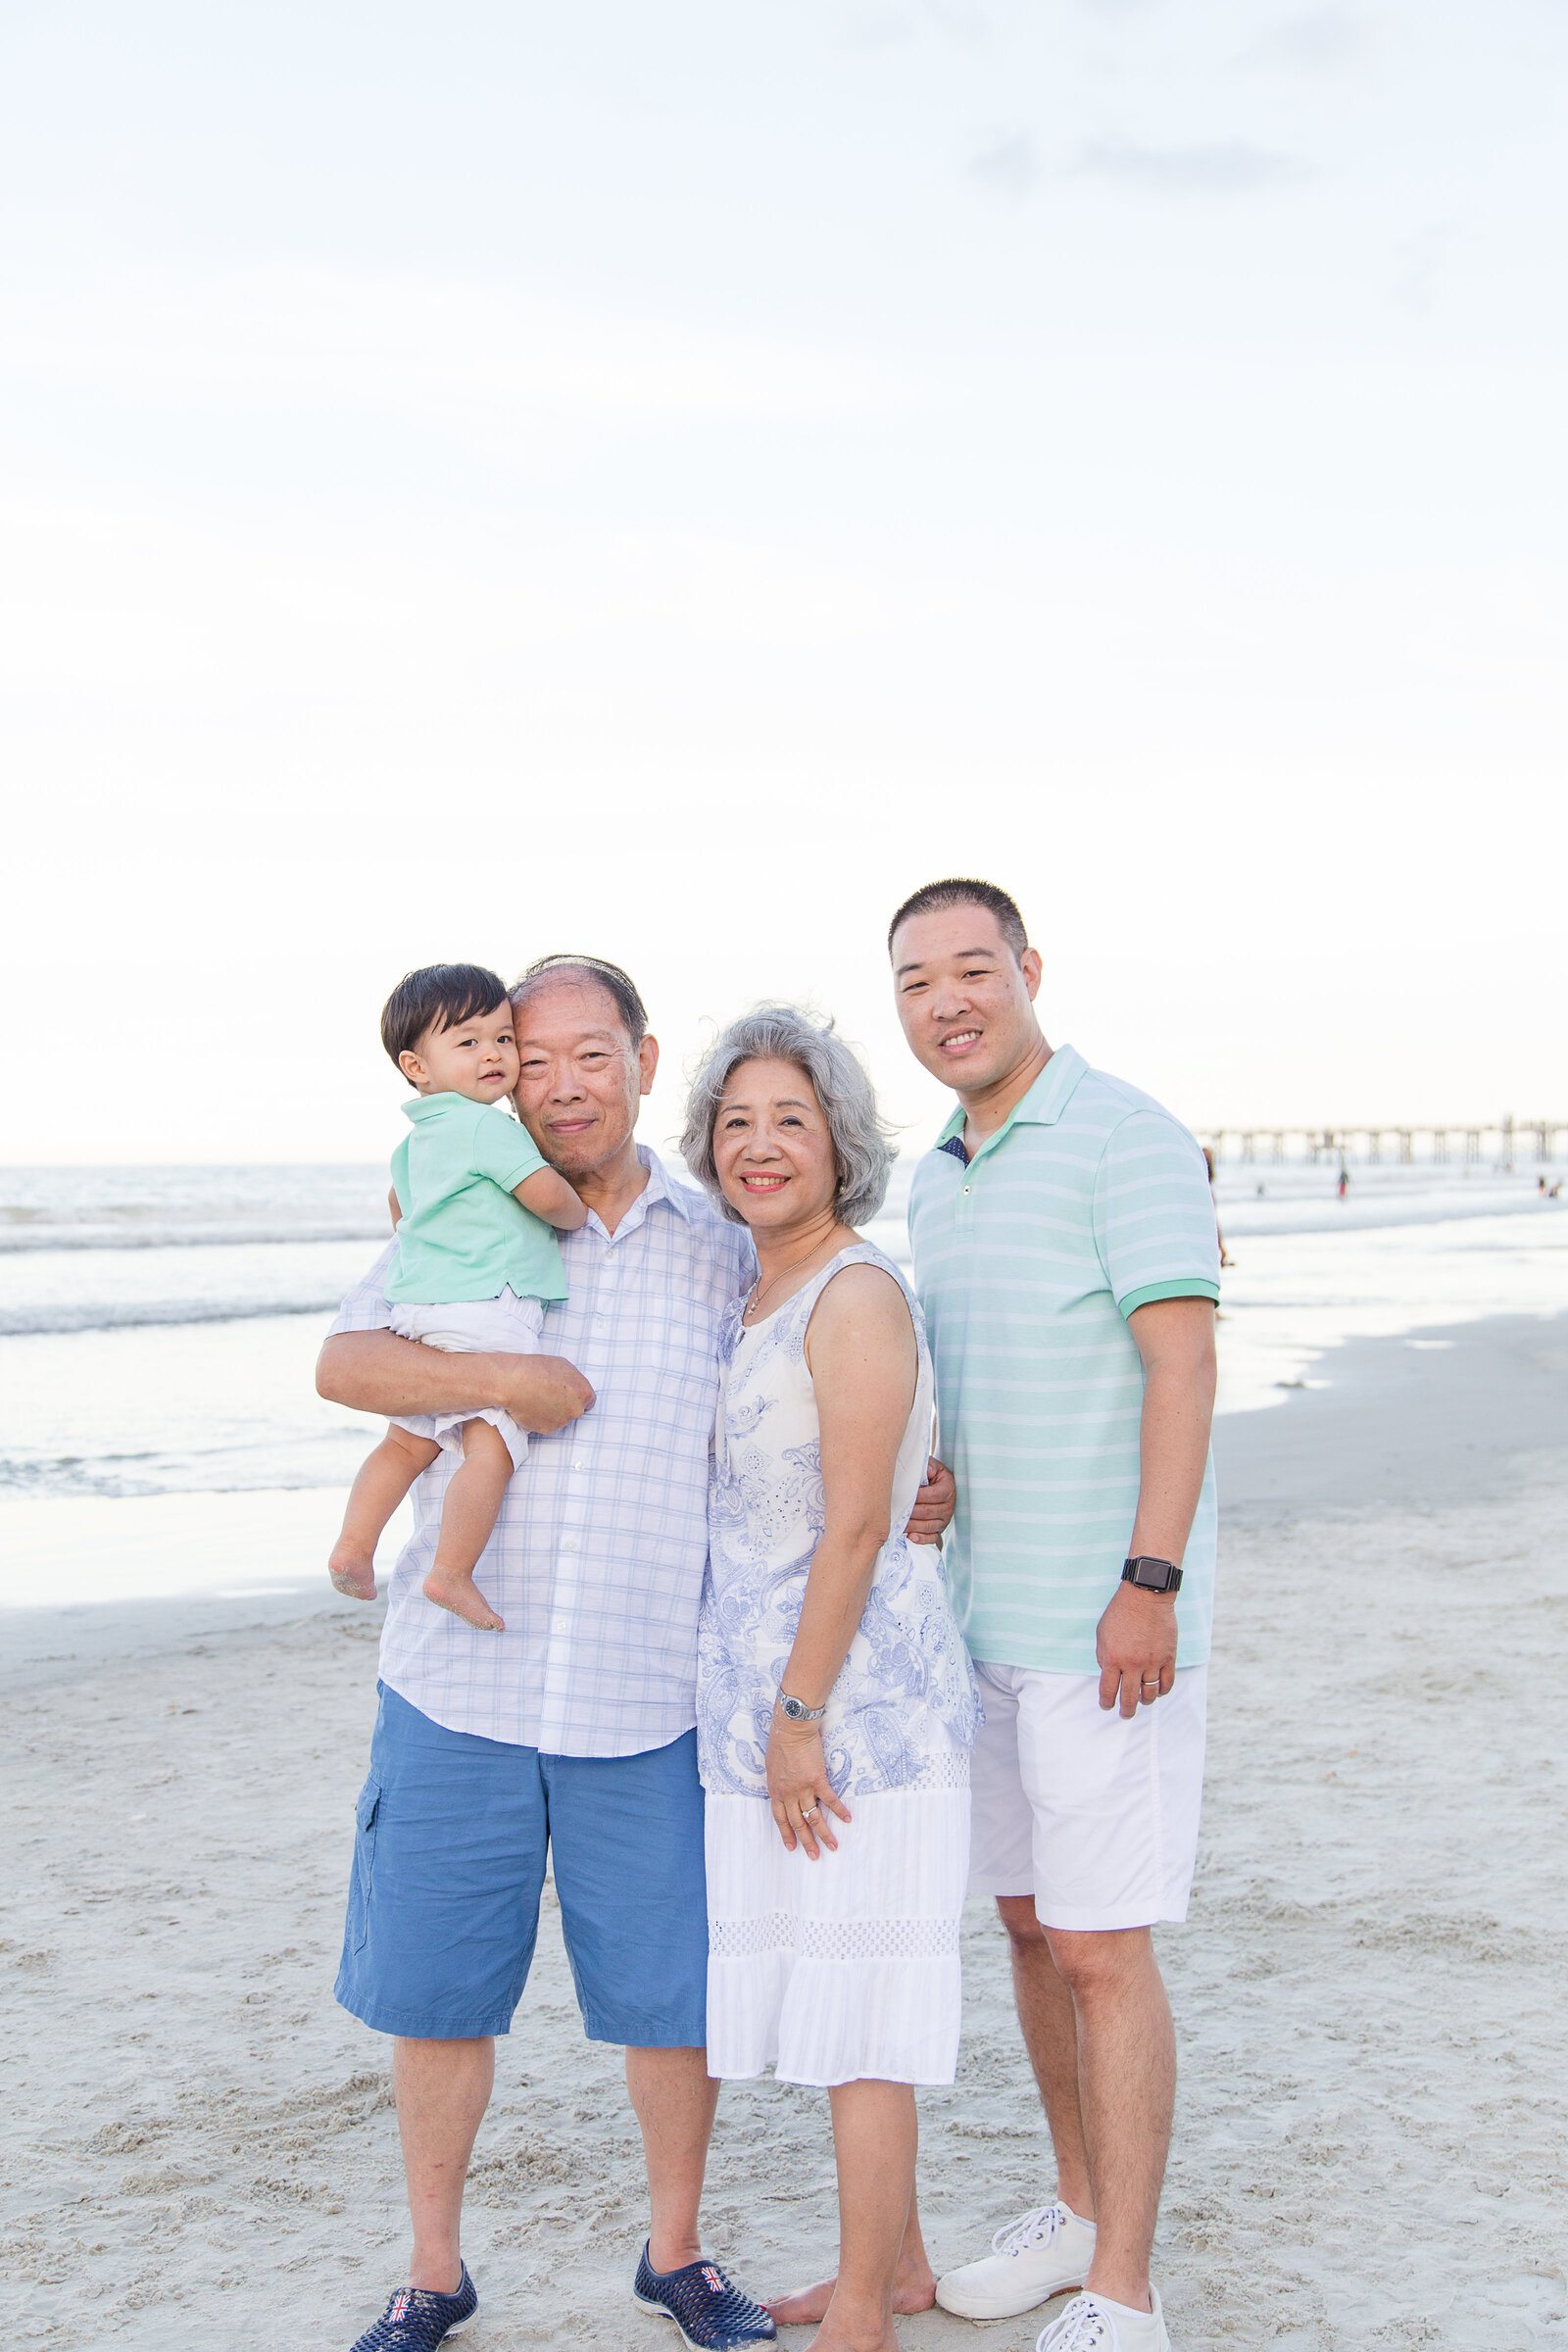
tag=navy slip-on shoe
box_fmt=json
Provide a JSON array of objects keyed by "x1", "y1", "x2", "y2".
[
  {"x1": 348, "y1": 2264, "x2": 478, "y2": 2350},
  {"x1": 634, "y1": 2242, "x2": 777, "y2": 2352}
]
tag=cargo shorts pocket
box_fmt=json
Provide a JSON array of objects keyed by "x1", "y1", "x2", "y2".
[{"x1": 348, "y1": 1778, "x2": 381, "y2": 1954}]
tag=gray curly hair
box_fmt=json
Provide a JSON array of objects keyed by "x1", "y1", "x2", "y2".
[{"x1": 681, "y1": 1005, "x2": 897, "y2": 1229}]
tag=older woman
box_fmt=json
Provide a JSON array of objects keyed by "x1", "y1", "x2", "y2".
[{"x1": 682, "y1": 1007, "x2": 979, "y2": 2352}]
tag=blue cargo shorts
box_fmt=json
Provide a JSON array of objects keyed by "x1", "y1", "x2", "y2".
[{"x1": 335, "y1": 1682, "x2": 709, "y2": 2045}]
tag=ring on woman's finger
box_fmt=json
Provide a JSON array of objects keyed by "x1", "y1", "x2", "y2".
[{"x1": 803, "y1": 1804, "x2": 819, "y2": 1819}]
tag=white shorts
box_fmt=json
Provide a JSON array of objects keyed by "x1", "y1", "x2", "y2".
[
  {"x1": 968, "y1": 1661, "x2": 1208, "y2": 1933},
  {"x1": 386, "y1": 1289, "x2": 544, "y2": 1473}
]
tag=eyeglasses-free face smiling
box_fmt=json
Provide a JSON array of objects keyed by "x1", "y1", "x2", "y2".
[
  {"x1": 712, "y1": 1058, "x2": 840, "y2": 1235},
  {"x1": 891, "y1": 906, "x2": 1045, "y2": 1101},
  {"x1": 397, "y1": 1002, "x2": 519, "y2": 1101},
  {"x1": 510, "y1": 976, "x2": 657, "y2": 1180}
]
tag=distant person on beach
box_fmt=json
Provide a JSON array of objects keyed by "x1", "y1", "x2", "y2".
[
  {"x1": 889, "y1": 879, "x2": 1220, "y2": 2352},
  {"x1": 315, "y1": 954, "x2": 956, "y2": 2352},
  {"x1": 1338, "y1": 1166, "x2": 1350, "y2": 1200},
  {"x1": 327, "y1": 964, "x2": 587, "y2": 1631},
  {"x1": 681, "y1": 1008, "x2": 979, "y2": 2352},
  {"x1": 1200, "y1": 1146, "x2": 1234, "y2": 1269}
]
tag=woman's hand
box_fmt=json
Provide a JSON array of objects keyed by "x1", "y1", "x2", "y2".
[{"x1": 765, "y1": 1712, "x2": 852, "y2": 1860}]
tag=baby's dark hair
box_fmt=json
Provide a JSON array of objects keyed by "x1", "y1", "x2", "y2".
[{"x1": 381, "y1": 963, "x2": 511, "y2": 1075}]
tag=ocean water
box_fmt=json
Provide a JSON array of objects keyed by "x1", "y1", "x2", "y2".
[{"x1": 1, "y1": 1155, "x2": 1564, "y2": 1622}]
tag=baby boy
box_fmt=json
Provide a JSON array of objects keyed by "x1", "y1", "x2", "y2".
[{"x1": 327, "y1": 962, "x2": 586, "y2": 1630}]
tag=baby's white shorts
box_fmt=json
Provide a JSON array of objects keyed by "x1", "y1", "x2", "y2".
[{"x1": 386, "y1": 1288, "x2": 545, "y2": 1472}]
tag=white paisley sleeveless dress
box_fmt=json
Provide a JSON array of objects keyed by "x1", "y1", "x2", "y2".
[{"x1": 698, "y1": 1242, "x2": 980, "y2": 2087}]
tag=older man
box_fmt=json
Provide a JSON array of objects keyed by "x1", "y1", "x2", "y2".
[
  {"x1": 318, "y1": 954, "x2": 952, "y2": 2352},
  {"x1": 890, "y1": 881, "x2": 1219, "y2": 2352}
]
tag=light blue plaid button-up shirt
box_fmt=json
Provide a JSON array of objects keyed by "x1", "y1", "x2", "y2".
[{"x1": 328, "y1": 1148, "x2": 754, "y2": 1754}]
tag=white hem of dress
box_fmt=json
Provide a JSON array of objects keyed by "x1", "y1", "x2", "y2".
[{"x1": 705, "y1": 1779, "x2": 970, "y2": 2088}]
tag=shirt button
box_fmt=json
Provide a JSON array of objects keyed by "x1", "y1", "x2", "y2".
[
  {"x1": 571, "y1": 1459, "x2": 587, "y2": 1472},
  {"x1": 562, "y1": 1536, "x2": 579, "y2": 1553},
  {"x1": 552, "y1": 1615, "x2": 569, "y2": 1634},
  {"x1": 594, "y1": 1314, "x2": 608, "y2": 1328},
  {"x1": 963, "y1": 1185, "x2": 971, "y2": 1194}
]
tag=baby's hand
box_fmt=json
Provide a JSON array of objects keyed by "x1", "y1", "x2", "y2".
[{"x1": 514, "y1": 1164, "x2": 590, "y2": 1232}]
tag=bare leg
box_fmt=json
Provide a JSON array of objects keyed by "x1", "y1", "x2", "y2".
[
  {"x1": 625, "y1": 2045, "x2": 719, "y2": 2272},
  {"x1": 766, "y1": 2192, "x2": 935, "y2": 2324},
  {"x1": 330, "y1": 1426, "x2": 439, "y2": 1598},
  {"x1": 1043, "y1": 1926, "x2": 1176, "y2": 2315},
  {"x1": 998, "y1": 1895, "x2": 1094, "y2": 2220},
  {"x1": 421, "y1": 1419, "x2": 513, "y2": 1630},
  {"x1": 795, "y1": 2081, "x2": 915, "y2": 2352},
  {"x1": 393, "y1": 2034, "x2": 495, "y2": 2294}
]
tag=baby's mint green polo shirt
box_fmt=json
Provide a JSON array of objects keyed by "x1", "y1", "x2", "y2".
[
  {"x1": 907, "y1": 1045, "x2": 1220, "y2": 1675},
  {"x1": 386, "y1": 1093, "x2": 568, "y2": 1307}
]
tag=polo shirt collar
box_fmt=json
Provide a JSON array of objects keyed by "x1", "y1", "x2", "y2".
[
  {"x1": 936, "y1": 1044, "x2": 1089, "y2": 1157},
  {"x1": 402, "y1": 1091, "x2": 474, "y2": 1122}
]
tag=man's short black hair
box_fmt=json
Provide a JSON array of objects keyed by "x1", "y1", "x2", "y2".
[
  {"x1": 887, "y1": 878, "x2": 1029, "y2": 962},
  {"x1": 512, "y1": 954, "x2": 649, "y2": 1050},
  {"x1": 380, "y1": 963, "x2": 511, "y2": 1073}
]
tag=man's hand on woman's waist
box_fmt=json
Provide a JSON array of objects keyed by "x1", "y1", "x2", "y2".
[{"x1": 906, "y1": 1454, "x2": 956, "y2": 1545}]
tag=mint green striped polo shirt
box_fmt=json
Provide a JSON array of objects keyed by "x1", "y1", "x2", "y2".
[{"x1": 907, "y1": 1044, "x2": 1220, "y2": 1676}]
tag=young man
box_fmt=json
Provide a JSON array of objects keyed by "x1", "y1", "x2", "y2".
[
  {"x1": 318, "y1": 954, "x2": 955, "y2": 2352},
  {"x1": 891, "y1": 881, "x2": 1220, "y2": 2352}
]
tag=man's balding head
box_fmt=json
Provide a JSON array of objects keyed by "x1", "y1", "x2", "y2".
[{"x1": 511, "y1": 954, "x2": 648, "y2": 1049}]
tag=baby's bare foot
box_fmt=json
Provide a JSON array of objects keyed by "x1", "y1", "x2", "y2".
[
  {"x1": 422, "y1": 1567, "x2": 505, "y2": 1631},
  {"x1": 328, "y1": 1544, "x2": 377, "y2": 1601},
  {"x1": 766, "y1": 2273, "x2": 935, "y2": 2326}
]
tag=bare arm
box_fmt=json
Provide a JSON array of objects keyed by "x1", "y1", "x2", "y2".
[
  {"x1": 514, "y1": 1166, "x2": 589, "y2": 1231},
  {"x1": 388, "y1": 1187, "x2": 401, "y2": 1230},
  {"x1": 1095, "y1": 1295, "x2": 1217, "y2": 1718},
  {"x1": 316, "y1": 1328, "x2": 594, "y2": 1434},
  {"x1": 766, "y1": 1265, "x2": 918, "y2": 1857}
]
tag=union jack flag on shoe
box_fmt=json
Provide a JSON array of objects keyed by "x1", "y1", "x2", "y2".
[
  {"x1": 633, "y1": 2241, "x2": 777, "y2": 2352},
  {"x1": 347, "y1": 2262, "x2": 477, "y2": 2350}
]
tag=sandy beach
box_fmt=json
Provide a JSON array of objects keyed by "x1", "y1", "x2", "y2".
[{"x1": 6, "y1": 1312, "x2": 1568, "y2": 2349}]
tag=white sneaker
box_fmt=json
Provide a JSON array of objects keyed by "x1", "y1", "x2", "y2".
[
  {"x1": 934, "y1": 2201, "x2": 1098, "y2": 2320},
  {"x1": 1036, "y1": 2288, "x2": 1170, "y2": 2352}
]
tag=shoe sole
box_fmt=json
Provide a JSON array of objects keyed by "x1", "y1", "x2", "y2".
[
  {"x1": 934, "y1": 2280, "x2": 1086, "y2": 2321},
  {"x1": 633, "y1": 2289, "x2": 774, "y2": 2352}
]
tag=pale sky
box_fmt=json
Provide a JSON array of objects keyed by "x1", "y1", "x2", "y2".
[{"x1": 4, "y1": 0, "x2": 1563, "y2": 1164}]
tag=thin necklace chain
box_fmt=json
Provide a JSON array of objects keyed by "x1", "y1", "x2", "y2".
[{"x1": 742, "y1": 1232, "x2": 843, "y2": 1324}]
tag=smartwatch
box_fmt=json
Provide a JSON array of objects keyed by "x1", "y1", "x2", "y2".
[
  {"x1": 1121, "y1": 1555, "x2": 1183, "y2": 1594},
  {"x1": 777, "y1": 1690, "x2": 827, "y2": 1723}
]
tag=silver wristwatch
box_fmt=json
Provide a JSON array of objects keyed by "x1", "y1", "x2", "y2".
[{"x1": 777, "y1": 1690, "x2": 826, "y2": 1723}]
